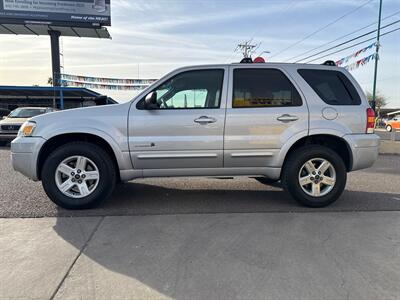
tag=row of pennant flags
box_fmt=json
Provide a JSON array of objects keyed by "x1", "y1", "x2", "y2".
[
  {"x1": 59, "y1": 42, "x2": 379, "y2": 90},
  {"x1": 335, "y1": 42, "x2": 379, "y2": 71},
  {"x1": 60, "y1": 74, "x2": 157, "y2": 90}
]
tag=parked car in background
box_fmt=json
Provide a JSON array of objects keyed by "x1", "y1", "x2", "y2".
[
  {"x1": 11, "y1": 62, "x2": 379, "y2": 209},
  {"x1": 0, "y1": 107, "x2": 57, "y2": 146},
  {"x1": 385, "y1": 116, "x2": 400, "y2": 132}
]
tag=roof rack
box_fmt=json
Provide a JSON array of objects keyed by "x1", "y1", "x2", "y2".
[
  {"x1": 240, "y1": 57, "x2": 253, "y2": 63},
  {"x1": 322, "y1": 60, "x2": 336, "y2": 66}
]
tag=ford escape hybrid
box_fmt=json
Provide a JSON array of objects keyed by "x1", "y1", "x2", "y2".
[{"x1": 11, "y1": 62, "x2": 379, "y2": 209}]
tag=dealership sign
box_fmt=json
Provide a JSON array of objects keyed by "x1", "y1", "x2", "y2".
[{"x1": 0, "y1": 0, "x2": 111, "y2": 27}]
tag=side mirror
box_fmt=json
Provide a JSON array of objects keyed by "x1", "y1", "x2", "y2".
[{"x1": 144, "y1": 91, "x2": 158, "y2": 109}]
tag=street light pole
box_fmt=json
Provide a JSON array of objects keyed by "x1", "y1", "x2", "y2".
[{"x1": 371, "y1": 0, "x2": 383, "y2": 112}]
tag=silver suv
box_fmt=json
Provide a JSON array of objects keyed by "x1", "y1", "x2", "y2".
[{"x1": 11, "y1": 62, "x2": 379, "y2": 209}]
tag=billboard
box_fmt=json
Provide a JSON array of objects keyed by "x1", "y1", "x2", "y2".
[{"x1": 0, "y1": 0, "x2": 111, "y2": 27}]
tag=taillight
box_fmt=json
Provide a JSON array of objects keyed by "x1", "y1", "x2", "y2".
[{"x1": 366, "y1": 108, "x2": 375, "y2": 134}]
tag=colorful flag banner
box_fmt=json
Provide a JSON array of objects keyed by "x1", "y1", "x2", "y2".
[
  {"x1": 343, "y1": 53, "x2": 378, "y2": 71},
  {"x1": 60, "y1": 73, "x2": 158, "y2": 86},
  {"x1": 62, "y1": 80, "x2": 150, "y2": 90},
  {"x1": 336, "y1": 42, "x2": 377, "y2": 66}
]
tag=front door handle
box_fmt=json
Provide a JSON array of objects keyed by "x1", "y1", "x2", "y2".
[
  {"x1": 276, "y1": 114, "x2": 299, "y2": 122},
  {"x1": 194, "y1": 116, "x2": 217, "y2": 124}
]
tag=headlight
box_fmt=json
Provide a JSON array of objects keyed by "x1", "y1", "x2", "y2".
[{"x1": 18, "y1": 121, "x2": 36, "y2": 137}]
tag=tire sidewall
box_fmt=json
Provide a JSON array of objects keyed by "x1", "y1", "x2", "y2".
[
  {"x1": 283, "y1": 146, "x2": 347, "y2": 207},
  {"x1": 386, "y1": 125, "x2": 392, "y2": 132},
  {"x1": 42, "y1": 143, "x2": 116, "y2": 209}
]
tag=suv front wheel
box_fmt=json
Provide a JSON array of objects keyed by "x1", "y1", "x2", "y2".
[
  {"x1": 41, "y1": 142, "x2": 116, "y2": 209},
  {"x1": 282, "y1": 145, "x2": 347, "y2": 207}
]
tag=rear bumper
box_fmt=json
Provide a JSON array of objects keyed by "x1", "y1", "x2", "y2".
[
  {"x1": 343, "y1": 134, "x2": 380, "y2": 171},
  {"x1": 11, "y1": 136, "x2": 46, "y2": 181}
]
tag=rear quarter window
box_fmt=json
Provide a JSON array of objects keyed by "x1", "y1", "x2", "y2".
[{"x1": 298, "y1": 69, "x2": 361, "y2": 105}]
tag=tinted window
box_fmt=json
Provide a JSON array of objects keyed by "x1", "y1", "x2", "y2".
[
  {"x1": 232, "y1": 69, "x2": 302, "y2": 108},
  {"x1": 137, "y1": 69, "x2": 224, "y2": 109},
  {"x1": 298, "y1": 69, "x2": 361, "y2": 105}
]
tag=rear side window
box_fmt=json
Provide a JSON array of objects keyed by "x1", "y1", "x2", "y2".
[
  {"x1": 233, "y1": 69, "x2": 302, "y2": 108},
  {"x1": 298, "y1": 69, "x2": 361, "y2": 105}
]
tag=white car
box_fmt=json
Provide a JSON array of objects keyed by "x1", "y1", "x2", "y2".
[{"x1": 0, "y1": 107, "x2": 57, "y2": 146}]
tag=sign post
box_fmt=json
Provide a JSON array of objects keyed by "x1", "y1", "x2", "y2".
[{"x1": 49, "y1": 30, "x2": 61, "y2": 87}]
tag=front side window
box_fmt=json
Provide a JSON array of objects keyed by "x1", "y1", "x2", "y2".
[
  {"x1": 298, "y1": 69, "x2": 361, "y2": 105},
  {"x1": 232, "y1": 68, "x2": 302, "y2": 108},
  {"x1": 137, "y1": 69, "x2": 224, "y2": 109}
]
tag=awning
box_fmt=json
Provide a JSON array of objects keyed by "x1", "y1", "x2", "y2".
[{"x1": 0, "y1": 86, "x2": 117, "y2": 104}]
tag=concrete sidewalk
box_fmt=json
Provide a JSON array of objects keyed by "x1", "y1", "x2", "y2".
[{"x1": 1, "y1": 212, "x2": 400, "y2": 300}]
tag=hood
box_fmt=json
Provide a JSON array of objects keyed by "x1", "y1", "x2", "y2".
[
  {"x1": 30, "y1": 103, "x2": 125, "y2": 124},
  {"x1": 0, "y1": 117, "x2": 28, "y2": 125},
  {"x1": 28, "y1": 102, "x2": 130, "y2": 139}
]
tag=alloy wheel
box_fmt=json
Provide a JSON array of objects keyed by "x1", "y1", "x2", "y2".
[
  {"x1": 298, "y1": 158, "x2": 336, "y2": 197},
  {"x1": 55, "y1": 156, "x2": 100, "y2": 199}
]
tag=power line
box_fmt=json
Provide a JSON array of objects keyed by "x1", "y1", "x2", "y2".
[
  {"x1": 305, "y1": 26, "x2": 400, "y2": 63},
  {"x1": 269, "y1": 0, "x2": 374, "y2": 59},
  {"x1": 285, "y1": 9, "x2": 400, "y2": 62},
  {"x1": 224, "y1": 0, "x2": 298, "y2": 63},
  {"x1": 294, "y1": 19, "x2": 400, "y2": 63}
]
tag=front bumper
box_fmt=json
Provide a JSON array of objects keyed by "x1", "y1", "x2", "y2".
[
  {"x1": 0, "y1": 133, "x2": 17, "y2": 142},
  {"x1": 11, "y1": 136, "x2": 46, "y2": 181},
  {"x1": 343, "y1": 133, "x2": 380, "y2": 171}
]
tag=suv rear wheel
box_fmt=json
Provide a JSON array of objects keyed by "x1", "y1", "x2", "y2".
[
  {"x1": 41, "y1": 142, "x2": 116, "y2": 209},
  {"x1": 386, "y1": 125, "x2": 392, "y2": 132},
  {"x1": 282, "y1": 145, "x2": 346, "y2": 207}
]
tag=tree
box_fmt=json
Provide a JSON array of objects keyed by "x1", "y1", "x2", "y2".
[{"x1": 365, "y1": 90, "x2": 387, "y2": 117}]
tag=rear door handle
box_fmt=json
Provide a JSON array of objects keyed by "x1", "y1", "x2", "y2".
[
  {"x1": 194, "y1": 116, "x2": 217, "y2": 124},
  {"x1": 276, "y1": 114, "x2": 299, "y2": 122}
]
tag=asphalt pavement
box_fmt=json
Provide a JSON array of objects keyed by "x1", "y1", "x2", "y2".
[
  {"x1": 0, "y1": 147, "x2": 399, "y2": 218},
  {"x1": 375, "y1": 128, "x2": 400, "y2": 141}
]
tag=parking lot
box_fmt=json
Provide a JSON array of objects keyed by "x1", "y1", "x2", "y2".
[
  {"x1": 1, "y1": 147, "x2": 400, "y2": 299},
  {"x1": 1, "y1": 146, "x2": 400, "y2": 217},
  {"x1": 375, "y1": 128, "x2": 400, "y2": 141}
]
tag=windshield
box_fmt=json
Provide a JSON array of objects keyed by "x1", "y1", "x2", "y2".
[{"x1": 8, "y1": 108, "x2": 48, "y2": 118}]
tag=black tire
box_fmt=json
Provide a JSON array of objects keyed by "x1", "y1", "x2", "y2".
[
  {"x1": 386, "y1": 125, "x2": 392, "y2": 132},
  {"x1": 41, "y1": 142, "x2": 116, "y2": 209},
  {"x1": 0, "y1": 141, "x2": 8, "y2": 147},
  {"x1": 282, "y1": 145, "x2": 347, "y2": 208}
]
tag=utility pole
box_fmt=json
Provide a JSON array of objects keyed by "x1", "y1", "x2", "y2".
[
  {"x1": 372, "y1": 0, "x2": 383, "y2": 112},
  {"x1": 235, "y1": 40, "x2": 260, "y2": 59}
]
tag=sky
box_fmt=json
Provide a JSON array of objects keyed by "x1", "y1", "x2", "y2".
[{"x1": 0, "y1": 0, "x2": 399, "y2": 107}]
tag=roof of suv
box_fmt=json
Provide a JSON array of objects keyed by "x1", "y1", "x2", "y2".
[{"x1": 173, "y1": 62, "x2": 343, "y2": 71}]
